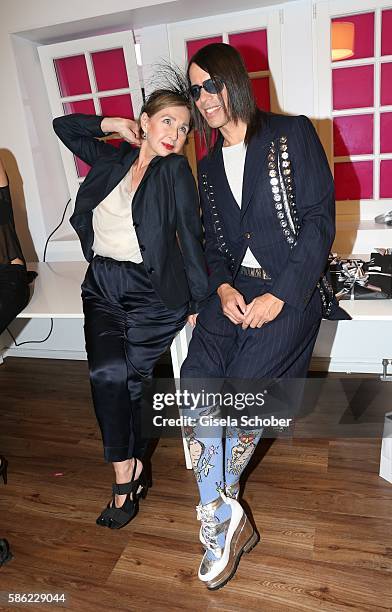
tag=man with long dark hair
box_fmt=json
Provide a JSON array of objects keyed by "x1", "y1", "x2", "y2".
[{"x1": 180, "y1": 43, "x2": 349, "y2": 589}]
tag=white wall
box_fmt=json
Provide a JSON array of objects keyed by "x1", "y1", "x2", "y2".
[
  {"x1": 11, "y1": 35, "x2": 71, "y2": 242},
  {"x1": 140, "y1": 25, "x2": 171, "y2": 96},
  {"x1": 280, "y1": 0, "x2": 314, "y2": 116},
  {"x1": 0, "y1": 33, "x2": 46, "y2": 261}
]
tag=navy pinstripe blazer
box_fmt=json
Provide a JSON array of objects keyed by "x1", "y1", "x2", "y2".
[{"x1": 198, "y1": 111, "x2": 349, "y2": 319}]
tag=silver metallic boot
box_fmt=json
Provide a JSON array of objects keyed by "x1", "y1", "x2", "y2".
[{"x1": 196, "y1": 491, "x2": 259, "y2": 590}]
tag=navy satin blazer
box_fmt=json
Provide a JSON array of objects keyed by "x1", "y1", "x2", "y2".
[
  {"x1": 53, "y1": 113, "x2": 208, "y2": 313},
  {"x1": 198, "y1": 111, "x2": 348, "y2": 319}
]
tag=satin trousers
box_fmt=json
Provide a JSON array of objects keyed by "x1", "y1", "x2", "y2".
[
  {"x1": 0, "y1": 264, "x2": 29, "y2": 335},
  {"x1": 82, "y1": 256, "x2": 188, "y2": 462}
]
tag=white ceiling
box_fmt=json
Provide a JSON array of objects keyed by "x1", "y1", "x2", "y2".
[{"x1": 15, "y1": 0, "x2": 299, "y2": 45}]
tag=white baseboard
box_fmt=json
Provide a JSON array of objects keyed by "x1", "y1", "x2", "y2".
[
  {"x1": 0, "y1": 351, "x2": 384, "y2": 374},
  {"x1": 310, "y1": 356, "x2": 385, "y2": 374},
  {"x1": 2, "y1": 348, "x2": 87, "y2": 360},
  {"x1": 1, "y1": 347, "x2": 172, "y2": 363}
]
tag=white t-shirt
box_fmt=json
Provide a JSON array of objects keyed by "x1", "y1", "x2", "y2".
[
  {"x1": 92, "y1": 168, "x2": 143, "y2": 263},
  {"x1": 222, "y1": 141, "x2": 261, "y2": 269}
]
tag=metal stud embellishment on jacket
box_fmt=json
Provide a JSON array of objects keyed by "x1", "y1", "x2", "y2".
[
  {"x1": 268, "y1": 137, "x2": 333, "y2": 316},
  {"x1": 201, "y1": 173, "x2": 236, "y2": 271},
  {"x1": 268, "y1": 136, "x2": 300, "y2": 247},
  {"x1": 317, "y1": 274, "x2": 334, "y2": 317}
]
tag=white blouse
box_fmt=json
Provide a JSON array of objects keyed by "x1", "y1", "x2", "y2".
[{"x1": 92, "y1": 168, "x2": 143, "y2": 263}]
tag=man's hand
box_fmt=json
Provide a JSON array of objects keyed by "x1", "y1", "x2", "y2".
[
  {"x1": 187, "y1": 314, "x2": 198, "y2": 327},
  {"x1": 217, "y1": 284, "x2": 246, "y2": 324},
  {"x1": 101, "y1": 117, "x2": 142, "y2": 146},
  {"x1": 242, "y1": 293, "x2": 284, "y2": 329}
]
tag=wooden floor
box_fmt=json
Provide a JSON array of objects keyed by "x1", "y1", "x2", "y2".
[{"x1": 0, "y1": 358, "x2": 392, "y2": 611}]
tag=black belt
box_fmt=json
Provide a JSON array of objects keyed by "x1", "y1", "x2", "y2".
[{"x1": 239, "y1": 265, "x2": 271, "y2": 279}]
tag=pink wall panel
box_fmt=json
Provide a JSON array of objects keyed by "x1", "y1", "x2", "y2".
[
  {"x1": 251, "y1": 78, "x2": 270, "y2": 111},
  {"x1": 74, "y1": 157, "x2": 91, "y2": 178},
  {"x1": 63, "y1": 99, "x2": 95, "y2": 115},
  {"x1": 333, "y1": 114, "x2": 373, "y2": 156},
  {"x1": 380, "y1": 113, "x2": 392, "y2": 154},
  {"x1": 194, "y1": 131, "x2": 208, "y2": 161},
  {"x1": 382, "y1": 9, "x2": 392, "y2": 55},
  {"x1": 55, "y1": 55, "x2": 91, "y2": 97},
  {"x1": 380, "y1": 160, "x2": 392, "y2": 197},
  {"x1": 228, "y1": 30, "x2": 268, "y2": 72},
  {"x1": 332, "y1": 65, "x2": 374, "y2": 110},
  {"x1": 105, "y1": 138, "x2": 123, "y2": 149},
  {"x1": 92, "y1": 48, "x2": 129, "y2": 92},
  {"x1": 332, "y1": 13, "x2": 375, "y2": 62},
  {"x1": 186, "y1": 37, "x2": 223, "y2": 61},
  {"x1": 381, "y1": 63, "x2": 392, "y2": 106},
  {"x1": 334, "y1": 161, "x2": 373, "y2": 200},
  {"x1": 100, "y1": 94, "x2": 134, "y2": 119},
  {"x1": 194, "y1": 130, "x2": 219, "y2": 161}
]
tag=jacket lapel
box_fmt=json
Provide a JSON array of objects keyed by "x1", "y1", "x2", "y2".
[
  {"x1": 240, "y1": 121, "x2": 273, "y2": 218},
  {"x1": 109, "y1": 148, "x2": 139, "y2": 189},
  {"x1": 131, "y1": 155, "x2": 166, "y2": 220},
  {"x1": 74, "y1": 146, "x2": 138, "y2": 215},
  {"x1": 204, "y1": 116, "x2": 273, "y2": 219},
  {"x1": 205, "y1": 139, "x2": 242, "y2": 214},
  {"x1": 74, "y1": 147, "x2": 165, "y2": 217}
]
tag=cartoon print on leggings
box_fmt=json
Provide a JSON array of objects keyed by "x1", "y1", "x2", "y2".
[
  {"x1": 226, "y1": 431, "x2": 258, "y2": 476},
  {"x1": 185, "y1": 426, "x2": 219, "y2": 482},
  {"x1": 185, "y1": 426, "x2": 205, "y2": 471}
]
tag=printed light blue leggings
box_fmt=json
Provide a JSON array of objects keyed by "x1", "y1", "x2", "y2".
[
  {"x1": 184, "y1": 404, "x2": 263, "y2": 505},
  {"x1": 184, "y1": 404, "x2": 263, "y2": 557}
]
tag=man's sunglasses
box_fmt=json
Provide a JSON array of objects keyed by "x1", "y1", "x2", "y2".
[{"x1": 189, "y1": 77, "x2": 224, "y2": 101}]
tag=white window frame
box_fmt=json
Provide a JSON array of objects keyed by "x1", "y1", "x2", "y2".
[
  {"x1": 39, "y1": 31, "x2": 143, "y2": 204},
  {"x1": 168, "y1": 7, "x2": 284, "y2": 113},
  {"x1": 315, "y1": 0, "x2": 392, "y2": 218}
]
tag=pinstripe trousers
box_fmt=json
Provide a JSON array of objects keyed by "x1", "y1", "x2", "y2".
[
  {"x1": 181, "y1": 274, "x2": 322, "y2": 381},
  {"x1": 180, "y1": 273, "x2": 321, "y2": 507}
]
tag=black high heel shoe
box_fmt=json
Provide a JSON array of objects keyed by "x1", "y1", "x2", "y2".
[
  {"x1": 0, "y1": 539, "x2": 12, "y2": 566},
  {"x1": 96, "y1": 460, "x2": 150, "y2": 530},
  {"x1": 0, "y1": 456, "x2": 8, "y2": 485}
]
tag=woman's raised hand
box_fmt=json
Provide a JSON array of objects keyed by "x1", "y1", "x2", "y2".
[{"x1": 100, "y1": 117, "x2": 142, "y2": 146}]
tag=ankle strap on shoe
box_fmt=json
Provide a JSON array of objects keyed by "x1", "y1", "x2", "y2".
[{"x1": 112, "y1": 481, "x2": 138, "y2": 496}]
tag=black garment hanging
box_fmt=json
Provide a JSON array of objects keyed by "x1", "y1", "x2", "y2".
[
  {"x1": 0, "y1": 184, "x2": 35, "y2": 334},
  {"x1": 0, "y1": 184, "x2": 25, "y2": 266}
]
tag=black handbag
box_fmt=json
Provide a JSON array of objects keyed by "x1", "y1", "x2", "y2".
[{"x1": 0, "y1": 538, "x2": 12, "y2": 566}]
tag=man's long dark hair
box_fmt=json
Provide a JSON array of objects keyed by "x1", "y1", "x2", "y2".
[{"x1": 187, "y1": 43, "x2": 263, "y2": 151}]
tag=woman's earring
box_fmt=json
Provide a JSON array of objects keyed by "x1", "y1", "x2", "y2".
[{"x1": 142, "y1": 130, "x2": 148, "y2": 140}]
